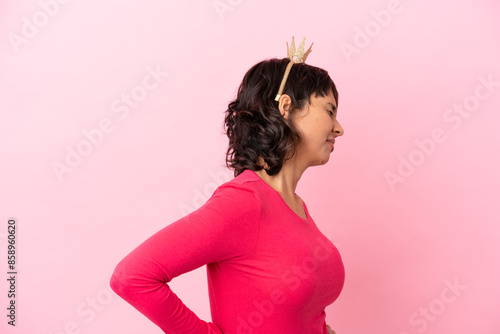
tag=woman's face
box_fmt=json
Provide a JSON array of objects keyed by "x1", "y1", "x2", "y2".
[{"x1": 289, "y1": 89, "x2": 344, "y2": 167}]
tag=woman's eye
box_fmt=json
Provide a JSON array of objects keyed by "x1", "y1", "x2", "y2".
[{"x1": 327, "y1": 110, "x2": 334, "y2": 116}]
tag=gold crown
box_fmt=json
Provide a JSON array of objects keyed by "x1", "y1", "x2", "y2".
[{"x1": 275, "y1": 36, "x2": 314, "y2": 101}]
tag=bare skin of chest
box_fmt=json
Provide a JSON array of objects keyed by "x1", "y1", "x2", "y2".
[{"x1": 281, "y1": 194, "x2": 307, "y2": 220}]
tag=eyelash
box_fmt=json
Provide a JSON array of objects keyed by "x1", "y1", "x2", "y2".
[{"x1": 327, "y1": 110, "x2": 334, "y2": 116}]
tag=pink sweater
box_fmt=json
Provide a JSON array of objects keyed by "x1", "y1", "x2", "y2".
[{"x1": 110, "y1": 169, "x2": 345, "y2": 333}]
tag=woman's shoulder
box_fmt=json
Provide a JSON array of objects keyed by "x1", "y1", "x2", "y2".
[
  {"x1": 214, "y1": 170, "x2": 261, "y2": 197},
  {"x1": 203, "y1": 170, "x2": 262, "y2": 216},
  {"x1": 228, "y1": 169, "x2": 260, "y2": 185}
]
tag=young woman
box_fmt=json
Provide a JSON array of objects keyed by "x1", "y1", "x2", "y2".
[{"x1": 110, "y1": 39, "x2": 345, "y2": 334}]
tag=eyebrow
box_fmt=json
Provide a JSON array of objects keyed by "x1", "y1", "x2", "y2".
[{"x1": 327, "y1": 102, "x2": 337, "y2": 110}]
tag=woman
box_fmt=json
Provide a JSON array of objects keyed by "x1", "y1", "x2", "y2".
[{"x1": 110, "y1": 37, "x2": 345, "y2": 334}]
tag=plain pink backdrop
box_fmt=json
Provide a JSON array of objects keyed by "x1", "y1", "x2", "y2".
[{"x1": 1, "y1": 0, "x2": 499, "y2": 333}]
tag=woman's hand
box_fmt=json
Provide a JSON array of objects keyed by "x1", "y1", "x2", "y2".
[{"x1": 326, "y1": 324, "x2": 336, "y2": 334}]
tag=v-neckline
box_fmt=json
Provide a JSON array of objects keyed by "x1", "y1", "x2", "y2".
[{"x1": 246, "y1": 170, "x2": 310, "y2": 222}]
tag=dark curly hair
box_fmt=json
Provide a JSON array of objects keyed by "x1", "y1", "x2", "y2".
[{"x1": 224, "y1": 57, "x2": 339, "y2": 177}]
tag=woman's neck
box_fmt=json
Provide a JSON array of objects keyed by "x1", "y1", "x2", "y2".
[{"x1": 254, "y1": 162, "x2": 306, "y2": 198}]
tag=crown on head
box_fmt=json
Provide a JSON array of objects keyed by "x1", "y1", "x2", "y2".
[
  {"x1": 287, "y1": 36, "x2": 314, "y2": 63},
  {"x1": 275, "y1": 36, "x2": 314, "y2": 101}
]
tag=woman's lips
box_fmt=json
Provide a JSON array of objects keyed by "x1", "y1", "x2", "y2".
[{"x1": 327, "y1": 138, "x2": 335, "y2": 151}]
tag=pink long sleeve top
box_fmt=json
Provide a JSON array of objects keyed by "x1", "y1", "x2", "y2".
[{"x1": 110, "y1": 169, "x2": 345, "y2": 334}]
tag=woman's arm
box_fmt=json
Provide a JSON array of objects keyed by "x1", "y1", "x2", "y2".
[{"x1": 110, "y1": 184, "x2": 261, "y2": 333}]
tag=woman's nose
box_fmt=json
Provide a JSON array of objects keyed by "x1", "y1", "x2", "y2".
[{"x1": 333, "y1": 120, "x2": 344, "y2": 137}]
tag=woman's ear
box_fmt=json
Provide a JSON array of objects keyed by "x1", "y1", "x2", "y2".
[{"x1": 277, "y1": 94, "x2": 292, "y2": 120}]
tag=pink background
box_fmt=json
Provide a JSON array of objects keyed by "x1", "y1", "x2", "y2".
[{"x1": 1, "y1": 0, "x2": 500, "y2": 333}]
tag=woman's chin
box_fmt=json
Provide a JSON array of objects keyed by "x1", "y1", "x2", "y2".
[{"x1": 314, "y1": 155, "x2": 331, "y2": 166}]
